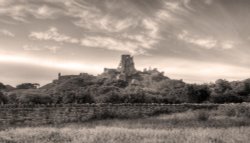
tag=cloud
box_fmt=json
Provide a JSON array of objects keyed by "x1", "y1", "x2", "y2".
[
  {"x1": 0, "y1": 29, "x2": 15, "y2": 37},
  {"x1": 0, "y1": 0, "x2": 14, "y2": 6},
  {"x1": 32, "y1": 5, "x2": 62, "y2": 19},
  {"x1": 0, "y1": 1, "x2": 63, "y2": 22},
  {"x1": 78, "y1": 18, "x2": 159, "y2": 55},
  {"x1": 0, "y1": 54, "x2": 102, "y2": 73},
  {"x1": 23, "y1": 45, "x2": 41, "y2": 51},
  {"x1": 23, "y1": 44, "x2": 61, "y2": 53},
  {"x1": 178, "y1": 30, "x2": 217, "y2": 49},
  {"x1": 204, "y1": 0, "x2": 213, "y2": 5},
  {"x1": 178, "y1": 30, "x2": 235, "y2": 49},
  {"x1": 74, "y1": 14, "x2": 136, "y2": 33},
  {"x1": 63, "y1": 0, "x2": 164, "y2": 54},
  {"x1": 80, "y1": 36, "x2": 144, "y2": 54},
  {"x1": 0, "y1": 4, "x2": 29, "y2": 22},
  {"x1": 45, "y1": 46, "x2": 61, "y2": 53},
  {"x1": 221, "y1": 41, "x2": 235, "y2": 49},
  {"x1": 29, "y1": 27, "x2": 79, "y2": 44},
  {"x1": 0, "y1": 0, "x2": 190, "y2": 55},
  {"x1": 164, "y1": 1, "x2": 191, "y2": 14}
]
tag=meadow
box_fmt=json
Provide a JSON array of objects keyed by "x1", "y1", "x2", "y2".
[{"x1": 0, "y1": 103, "x2": 250, "y2": 143}]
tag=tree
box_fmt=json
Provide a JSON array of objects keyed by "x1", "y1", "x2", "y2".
[
  {"x1": 230, "y1": 79, "x2": 250, "y2": 96},
  {"x1": 18, "y1": 92, "x2": 52, "y2": 104},
  {"x1": 123, "y1": 86, "x2": 146, "y2": 103},
  {"x1": 61, "y1": 91, "x2": 76, "y2": 104},
  {"x1": 0, "y1": 92, "x2": 8, "y2": 104},
  {"x1": 187, "y1": 84, "x2": 210, "y2": 103},
  {"x1": 99, "y1": 90, "x2": 123, "y2": 103},
  {"x1": 7, "y1": 93, "x2": 18, "y2": 104},
  {"x1": 214, "y1": 79, "x2": 231, "y2": 94},
  {"x1": 75, "y1": 88, "x2": 95, "y2": 103},
  {"x1": 0, "y1": 82, "x2": 6, "y2": 90},
  {"x1": 16, "y1": 83, "x2": 40, "y2": 89}
]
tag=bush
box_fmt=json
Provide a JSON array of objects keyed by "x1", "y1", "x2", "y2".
[
  {"x1": 91, "y1": 110, "x2": 117, "y2": 120},
  {"x1": 0, "y1": 92, "x2": 8, "y2": 104},
  {"x1": 98, "y1": 91, "x2": 124, "y2": 103},
  {"x1": 0, "y1": 82, "x2": 6, "y2": 90},
  {"x1": 187, "y1": 84, "x2": 210, "y2": 103},
  {"x1": 217, "y1": 103, "x2": 250, "y2": 118},
  {"x1": 16, "y1": 83, "x2": 40, "y2": 89},
  {"x1": 195, "y1": 110, "x2": 210, "y2": 121},
  {"x1": 75, "y1": 91, "x2": 95, "y2": 103},
  {"x1": 210, "y1": 95, "x2": 243, "y2": 103},
  {"x1": 61, "y1": 91, "x2": 76, "y2": 104},
  {"x1": 7, "y1": 93, "x2": 18, "y2": 104},
  {"x1": 18, "y1": 92, "x2": 53, "y2": 104}
]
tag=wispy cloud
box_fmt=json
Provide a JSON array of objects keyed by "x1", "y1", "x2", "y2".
[
  {"x1": 61, "y1": 0, "x2": 163, "y2": 54},
  {"x1": 74, "y1": 14, "x2": 136, "y2": 33},
  {"x1": 204, "y1": 0, "x2": 213, "y2": 5},
  {"x1": 29, "y1": 27, "x2": 79, "y2": 44},
  {"x1": 0, "y1": 1, "x2": 63, "y2": 22},
  {"x1": 32, "y1": 5, "x2": 62, "y2": 19},
  {"x1": 23, "y1": 44, "x2": 61, "y2": 53},
  {"x1": 0, "y1": 0, "x2": 192, "y2": 55},
  {"x1": 23, "y1": 45, "x2": 41, "y2": 51},
  {"x1": 178, "y1": 30, "x2": 235, "y2": 49},
  {"x1": 0, "y1": 29, "x2": 15, "y2": 37},
  {"x1": 79, "y1": 19, "x2": 159, "y2": 54},
  {"x1": 178, "y1": 30, "x2": 217, "y2": 49},
  {"x1": 221, "y1": 41, "x2": 235, "y2": 49},
  {"x1": 45, "y1": 46, "x2": 61, "y2": 53}
]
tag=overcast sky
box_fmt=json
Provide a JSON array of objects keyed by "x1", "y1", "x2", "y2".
[{"x1": 1, "y1": 0, "x2": 250, "y2": 86}]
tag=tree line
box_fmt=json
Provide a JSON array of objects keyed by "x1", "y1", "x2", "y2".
[{"x1": 0, "y1": 76, "x2": 250, "y2": 104}]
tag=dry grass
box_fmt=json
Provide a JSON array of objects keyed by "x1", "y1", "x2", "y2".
[
  {"x1": 1, "y1": 104, "x2": 250, "y2": 143},
  {"x1": 0, "y1": 126, "x2": 250, "y2": 143}
]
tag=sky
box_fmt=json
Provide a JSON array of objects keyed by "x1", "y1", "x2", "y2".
[{"x1": 1, "y1": 0, "x2": 250, "y2": 86}]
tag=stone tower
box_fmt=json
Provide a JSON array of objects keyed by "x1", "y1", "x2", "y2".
[{"x1": 118, "y1": 55, "x2": 136, "y2": 76}]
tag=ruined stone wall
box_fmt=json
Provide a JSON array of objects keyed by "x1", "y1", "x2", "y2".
[
  {"x1": 0, "y1": 104, "x2": 218, "y2": 126},
  {"x1": 118, "y1": 55, "x2": 136, "y2": 75}
]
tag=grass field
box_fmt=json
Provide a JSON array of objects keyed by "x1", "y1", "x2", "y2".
[
  {"x1": 1, "y1": 126, "x2": 250, "y2": 143},
  {"x1": 1, "y1": 104, "x2": 250, "y2": 143}
]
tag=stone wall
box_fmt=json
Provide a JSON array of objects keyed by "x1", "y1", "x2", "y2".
[{"x1": 0, "y1": 104, "x2": 218, "y2": 126}]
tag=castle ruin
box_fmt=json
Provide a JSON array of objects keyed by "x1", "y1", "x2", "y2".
[
  {"x1": 117, "y1": 55, "x2": 136, "y2": 76},
  {"x1": 103, "y1": 55, "x2": 138, "y2": 81},
  {"x1": 55, "y1": 54, "x2": 166, "y2": 84}
]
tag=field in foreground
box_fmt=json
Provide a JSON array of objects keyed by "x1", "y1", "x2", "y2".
[
  {"x1": 1, "y1": 126, "x2": 250, "y2": 143},
  {"x1": 1, "y1": 104, "x2": 250, "y2": 143}
]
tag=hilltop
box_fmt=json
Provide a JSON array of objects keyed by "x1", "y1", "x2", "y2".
[{"x1": 1, "y1": 55, "x2": 250, "y2": 104}]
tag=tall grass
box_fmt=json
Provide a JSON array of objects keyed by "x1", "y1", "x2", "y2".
[
  {"x1": 217, "y1": 103, "x2": 250, "y2": 118},
  {"x1": 1, "y1": 103, "x2": 250, "y2": 143},
  {"x1": 0, "y1": 126, "x2": 250, "y2": 143}
]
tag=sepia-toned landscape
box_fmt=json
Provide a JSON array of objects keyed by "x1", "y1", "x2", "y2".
[{"x1": 1, "y1": 0, "x2": 250, "y2": 142}]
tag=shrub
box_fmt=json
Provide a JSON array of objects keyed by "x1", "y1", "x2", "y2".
[
  {"x1": 100, "y1": 91, "x2": 124, "y2": 103},
  {"x1": 75, "y1": 91, "x2": 95, "y2": 103},
  {"x1": 18, "y1": 92, "x2": 53, "y2": 104},
  {"x1": 0, "y1": 92, "x2": 8, "y2": 104},
  {"x1": 16, "y1": 83, "x2": 40, "y2": 89},
  {"x1": 195, "y1": 110, "x2": 210, "y2": 121},
  {"x1": 7, "y1": 93, "x2": 18, "y2": 104},
  {"x1": 61, "y1": 91, "x2": 76, "y2": 104},
  {"x1": 217, "y1": 103, "x2": 250, "y2": 118},
  {"x1": 210, "y1": 95, "x2": 243, "y2": 103},
  {"x1": 0, "y1": 82, "x2": 6, "y2": 90},
  {"x1": 187, "y1": 84, "x2": 210, "y2": 103}
]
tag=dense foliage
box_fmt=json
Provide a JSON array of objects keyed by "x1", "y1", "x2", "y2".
[
  {"x1": 1, "y1": 74, "x2": 250, "y2": 104},
  {"x1": 16, "y1": 83, "x2": 40, "y2": 89}
]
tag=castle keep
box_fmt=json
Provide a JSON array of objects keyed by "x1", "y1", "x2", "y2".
[
  {"x1": 55, "y1": 54, "x2": 166, "y2": 84},
  {"x1": 118, "y1": 55, "x2": 136, "y2": 76},
  {"x1": 103, "y1": 55, "x2": 138, "y2": 81}
]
